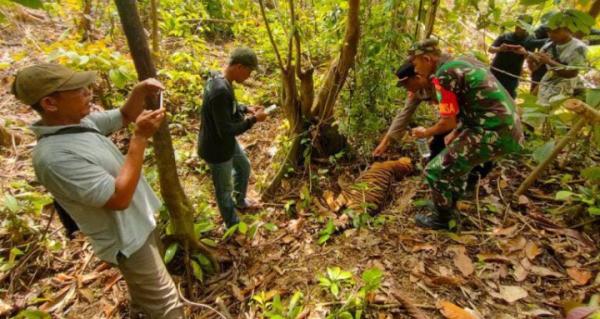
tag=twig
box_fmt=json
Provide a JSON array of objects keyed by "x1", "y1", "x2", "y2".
[
  {"x1": 389, "y1": 290, "x2": 429, "y2": 319},
  {"x1": 416, "y1": 282, "x2": 438, "y2": 299},
  {"x1": 475, "y1": 174, "x2": 482, "y2": 231},
  {"x1": 177, "y1": 283, "x2": 227, "y2": 319}
]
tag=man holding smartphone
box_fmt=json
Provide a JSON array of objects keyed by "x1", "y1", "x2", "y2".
[{"x1": 197, "y1": 47, "x2": 267, "y2": 229}]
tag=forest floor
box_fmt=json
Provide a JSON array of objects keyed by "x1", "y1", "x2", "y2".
[{"x1": 1, "y1": 7, "x2": 599, "y2": 319}]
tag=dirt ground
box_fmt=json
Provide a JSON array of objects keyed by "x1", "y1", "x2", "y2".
[{"x1": 1, "y1": 7, "x2": 599, "y2": 319}]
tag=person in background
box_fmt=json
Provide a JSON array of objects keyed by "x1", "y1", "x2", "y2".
[
  {"x1": 197, "y1": 47, "x2": 267, "y2": 229},
  {"x1": 488, "y1": 14, "x2": 546, "y2": 98},
  {"x1": 533, "y1": 23, "x2": 588, "y2": 106}
]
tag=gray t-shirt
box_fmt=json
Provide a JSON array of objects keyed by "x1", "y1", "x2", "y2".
[
  {"x1": 30, "y1": 109, "x2": 159, "y2": 264},
  {"x1": 537, "y1": 38, "x2": 588, "y2": 106}
]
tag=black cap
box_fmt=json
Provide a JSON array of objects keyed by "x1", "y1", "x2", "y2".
[{"x1": 395, "y1": 61, "x2": 416, "y2": 83}]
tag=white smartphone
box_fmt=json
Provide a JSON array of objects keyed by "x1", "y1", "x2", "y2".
[
  {"x1": 264, "y1": 104, "x2": 277, "y2": 114},
  {"x1": 159, "y1": 90, "x2": 164, "y2": 110}
]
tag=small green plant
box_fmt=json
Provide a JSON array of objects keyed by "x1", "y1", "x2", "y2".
[
  {"x1": 317, "y1": 267, "x2": 384, "y2": 319},
  {"x1": 318, "y1": 218, "x2": 335, "y2": 245},
  {"x1": 555, "y1": 166, "x2": 600, "y2": 217},
  {"x1": 252, "y1": 290, "x2": 304, "y2": 319},
  {"x1": 318, "y1": 266, "x2": 354, "y2": 298}
]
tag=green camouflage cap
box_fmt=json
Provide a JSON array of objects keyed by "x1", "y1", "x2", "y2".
[
  {"x1": 408, "y1": 38, "x2": 441, "y2": 56},
  {"x1": 229, "y1": 47, "x2": 259, "y2": 70},
  {"x1": 12, "y1": 63, "x2": 96, "y2": 105}
]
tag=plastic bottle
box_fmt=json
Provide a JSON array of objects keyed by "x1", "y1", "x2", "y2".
[{"x1": 415, "y1": 138, "x2": 431, "y2": 159}]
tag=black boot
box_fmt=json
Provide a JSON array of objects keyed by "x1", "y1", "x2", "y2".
[{"x1": 415, "y1": 205, "x2": 453, "y2": 230}]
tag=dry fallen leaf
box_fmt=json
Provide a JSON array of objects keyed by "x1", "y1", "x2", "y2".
[
  {"x1": 448, "y1": 246, "x2": 474, "y2": 277},
  {"x1": 497, "y1": 285, "x2": 528, "y2": 303},
  {"x1": 525, "y1": 241, "x2": 542, "y2": 260},
  {"x1": 40, "y1": 283, "x2": 77, "y2": 313},
  {"x1": 0, "y1": 299, "x2": 12, "y2": 316},
  {"x1": 492, "y1": 224, "x2": 518, "y2": 237},
  {"x1": 437, "y1": 300, "x2": 480, "y2": 319},
  {"x1": 530, "y1": 266, "x2": 563, "y2": 278},
  {"x1": 566, "y1": 268, "x2": 592, "y2": 286},
  {"x1": 501, "y1": 236, "x2": 527, "y2": 253},
  {"x1": 477, "y1": 253, "x2": 512, "y2": 264},
  {"x1": 513, "y1": 260, "x2": 529, "y2": 282},
  {"x1": 412, "y1": 243, "x2": 437, "y2": 254},
  {"x1": 428, "y1": 275, "x2": 464, "y2": 286},
  {"x1": 518, "y1": 195, "x2": 530, "y2": 205},
  {"x1": 287, "y1": 218, "x2": 305, "y2": 234},
  {"x1": 565, "y1": 306, "x2": 600, "y2": 319}
]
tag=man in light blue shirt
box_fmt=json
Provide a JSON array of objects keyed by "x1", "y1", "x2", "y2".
[{"x1": 12, "y1": 64, "x2": 184, "y2": 318}]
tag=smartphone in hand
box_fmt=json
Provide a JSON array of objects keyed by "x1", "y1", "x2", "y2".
[
  {"x1": 265, "y1": 104, "x2": 277, "y2": 114},
  {"x1": 159, "y1": 90, "x2": 164, "y2": 110}
]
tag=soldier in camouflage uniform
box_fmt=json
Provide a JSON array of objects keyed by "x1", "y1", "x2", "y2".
[{"x1": 410, "y1": 39, "x2": 524, "y2": 229}]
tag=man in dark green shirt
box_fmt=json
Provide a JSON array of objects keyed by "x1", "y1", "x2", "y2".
[{"x1": 198, "y1": 47, "x2": 267, "y2": 227}]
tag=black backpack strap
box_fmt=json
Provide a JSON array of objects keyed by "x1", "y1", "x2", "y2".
[
  {"x1": 53, "y1": 200, "x2": 79, "y2": 239},
  {"x1": 38, "y1": 126, "x2": 102, "y2": 140}
]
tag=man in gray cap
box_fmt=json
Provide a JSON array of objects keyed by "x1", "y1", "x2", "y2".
[
  {"x1": 372, "y1": 61, "x2": 433, "y2": 157},
  {"x1": 12, "y1": 63, "x2": 184, "y2": 318},
  {"x1": 198, "y1": 47, "x2": 267, "y2": 229}
]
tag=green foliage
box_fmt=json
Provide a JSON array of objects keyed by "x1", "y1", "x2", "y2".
[
  {"x1": 9, "y1": 0, "x2": 42, "y2": 8},
  {"x1": 519, "y1": 0, "x2": 548, "y2": 5},
  {"x1": 555, "y1": 166, "x2": 600, "y2": 218},
  {"x1": 338, "y1": 0, "x2": 409, "y2": 155},
  {"x1": 581, "y1": 166, "x2": 600, "y2": 183},
  {"x1": 318, "y1": 267, "x2": 353, "y2": 298},
  {"x1": 45, "y1": 41, "x2": 137, "y2": 108},
  {"x1": 546, "y1": 9, "x2": 595, "y2": 35},
  {"x1": 360, "y1": 267, "x2": 383, "y2": 294},
  {"x1": 164, "y1": 242, "x2": 179, "y2": 264},
  {"x1": 1, "y1": 189, "x2": 52, "y2": 245},
  {"x1": 532, "y1": 140, "x2": 556, "y2": 164},
  {"x1": 317, "y1": 267, "x2": 384, "y2": 318},
  {"x1": 252, "y1": 290, "x2": 304, "y2": 319},
  {"x1": 13, "y1": 309, "x2": 51, "y2": 319},
  {"x1": 318, "y1": 218, "x2": 335, "y2": 245}
]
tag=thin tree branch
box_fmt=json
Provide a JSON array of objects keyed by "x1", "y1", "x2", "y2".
[{"x1": 259, "y1": 0, "x2": 285, "y2": 71}]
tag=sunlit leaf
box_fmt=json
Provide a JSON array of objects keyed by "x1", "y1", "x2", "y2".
[
  {"x1": 555, "y1": 190, "x2": 575, "y2": 201},
  {"x1": 163, "y1": 242, "x2": 178, "y2": 264},
  {"x1": 532, "y1": 141, "x2": 555, "y2": 164},
  {"x1": 191, "y1": 260, "x2": 203, "y2": 282},
  {"x1": 581, "y1": 167, "x2": 600, "y2": 182}
]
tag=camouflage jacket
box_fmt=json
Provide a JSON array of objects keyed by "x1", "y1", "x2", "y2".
[{"x1": 433, "y1": 55, "x2": 521, "y2": 134}]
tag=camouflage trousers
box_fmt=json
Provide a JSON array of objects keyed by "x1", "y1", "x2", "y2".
[{"x1": 425, "y1": 127, "x2": 522, "y2": 210}]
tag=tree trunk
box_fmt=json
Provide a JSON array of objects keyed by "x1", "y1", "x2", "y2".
[
  {"x1": 79, "y1": 0, "x2": 92, "y2": 41},
  {"x1": 308, "y1": 0, "x2": 359, "y2": 158},
  {"x1": 113, "y1": 0, "x2": 218, "y2": 267},
  {"x1": 590, "y1": 0, "x2": 600, "y2": 18},
  {"x1": 424, "y1": 0, "x2": 439, "y2": 39},
  {"x1": 260, "y1": 0, "x2": 360, "y2": 198},
  {"x1": 310, "y1": 0, "x2": 360, "y2": 124}
]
